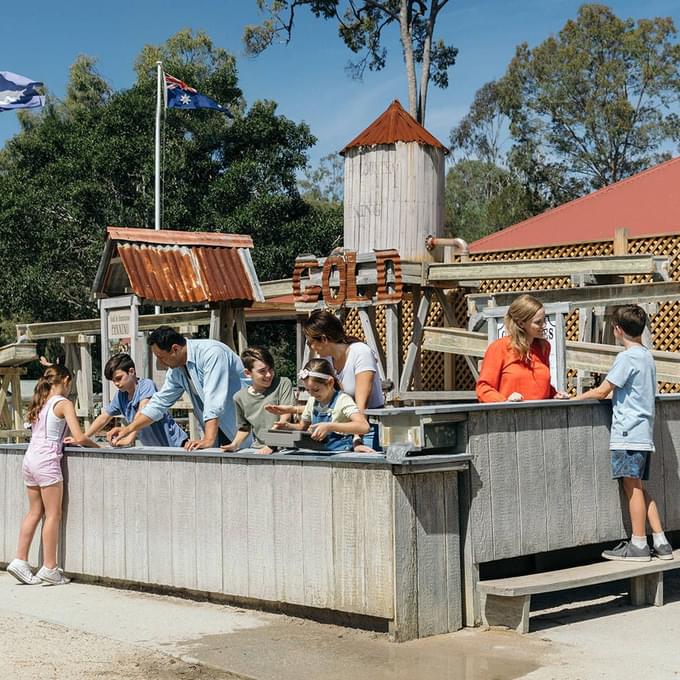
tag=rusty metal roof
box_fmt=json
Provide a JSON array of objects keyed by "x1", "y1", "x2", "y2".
[
  {"x1": 340, "y1": 100, "x2": 448, "y2": 155},
  {"x1": 93, "y1": 227, "x2": 264, "y2": 305}
]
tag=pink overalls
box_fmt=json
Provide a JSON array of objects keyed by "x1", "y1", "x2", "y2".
[{"x1": 22, "y1": 395, "x2": 68, "y2": 487}]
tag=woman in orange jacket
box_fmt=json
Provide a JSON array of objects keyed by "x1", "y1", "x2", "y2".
[{"x1": 476, "y1": 294, "x2": 569, "y2": 403}]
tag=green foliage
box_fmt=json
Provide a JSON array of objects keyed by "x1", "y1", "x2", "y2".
[
  {"x1": 508, "y1": 5, "x2": 680, "y2": 202},
  {"x1": 298, "y1": 152, "x2": 344, "y2": 204},
  {"x1": 248, "y1": 321, "x2": 298, "y2": 381},
  {"x1": 0, "y1": 30, "x2": 341, "y2": 328},
  {"x1": 451, "y1": 5, "x2": 680, "y2": 210},
  {"x1": 445, "y1": 160, "x2": 536, "y2": 244},
  {"x1": 244, "y1": 1, "x2": 456, "y2": 122},
  {"x1": 450, "y1": 81, "x2": 508, "y2": 166}
]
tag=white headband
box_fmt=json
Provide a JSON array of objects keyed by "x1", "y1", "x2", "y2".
[{"x1": 299, "y1": 368, "x2": 332, "y2": 381}]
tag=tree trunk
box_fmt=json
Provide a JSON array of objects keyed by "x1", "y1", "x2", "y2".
[
  {"x1": 399, "y1": 0, "x2": 418, "y2": 120},
  {"x1": 418, "y1": 1, "x2": 443, "y2": 125},
  {"x1": 418, "y1": 27, "x2": 433, "y2": 124}
]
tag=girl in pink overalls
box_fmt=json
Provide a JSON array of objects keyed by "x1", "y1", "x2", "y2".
[{"x1": 7, "y1": 366, "x2": 99, "y2": 586}]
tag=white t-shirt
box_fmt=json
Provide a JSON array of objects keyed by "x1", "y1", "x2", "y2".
[{"x1": 325, "y1": 342, "x2": 384, "y2": 409}]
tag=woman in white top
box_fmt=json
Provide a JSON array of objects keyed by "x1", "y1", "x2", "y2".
[{"x1": 302, "y1": 309, "x2": 384, "y2": 450}]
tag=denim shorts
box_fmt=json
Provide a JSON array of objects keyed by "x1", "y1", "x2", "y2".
[{"x1": 611, "y1": 449, "x2": 650, "y2": 481}]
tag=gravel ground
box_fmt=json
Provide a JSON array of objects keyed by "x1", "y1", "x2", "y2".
[{"x1": 0, "y1": 611, "x2": 245, "y2": 680}]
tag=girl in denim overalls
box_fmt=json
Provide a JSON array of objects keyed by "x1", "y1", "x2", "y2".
[
  {"x1": 271, "y1": 359, "x2": 370, "y2": 451},
  {"x1": 7, "y1": 366, "x2": 99, "y2": 586}
]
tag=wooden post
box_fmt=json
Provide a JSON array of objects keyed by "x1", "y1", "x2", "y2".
[
  {"x1": 234, "y1": 308, "x2": 248, "y2": 355},
  {"x1": 0, "y1": 367, "x2": 27, "y2": 440},
  {"x1": 613, "y1": 227, "x2": 629, "y2": 256},
  {"x1": 434, "y1": 288, "x2": 458, "y2": 391},
  {"x1": 210, "y1": 303, "x2": 236, "y2": 350},
  {"x1": 614, "y1": 227, "x2": 629, "y2": 286},
  {"x1": 576, "y1": 306, "x2": 593, "y2": 394},
  {"x1": 358, "y1": 307, "x2": 387, "y2": 382},
  {"x1": 385, "y1": 303, "x2": 400, "y2": 403},
  {"x1": 296, "y1": 319, "x2": 307, "y2": 377},
  {"x1": 63, "y1": 334, "x2": 96, "y2": 427},
  {"x1": 552, "y1": 313, "x2": 567, "y2": 393},
  {"x1": 399, "y1": 289, "x2": 432, "y2": 395}
]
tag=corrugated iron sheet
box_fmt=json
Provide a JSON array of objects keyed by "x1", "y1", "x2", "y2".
[
  {"x1": 116, "y1": 243, "x2": 260, "y2": 304},
  {"x1": 94, "y1": 227, "x2": 263, "y2": 304},
  {"x1": 341, "y1": 100, "x2": 448, "y2": 155}
]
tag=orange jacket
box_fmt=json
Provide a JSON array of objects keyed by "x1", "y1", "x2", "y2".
[{"x1": 476, "y1": 336, "x2": 556, "y2": 403}]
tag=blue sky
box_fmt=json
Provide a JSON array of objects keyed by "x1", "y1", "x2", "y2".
[{"x1": 2, "y1": 0, "x2": 680, "y2": 168}]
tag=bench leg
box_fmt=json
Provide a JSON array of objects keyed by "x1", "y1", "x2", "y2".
[
  {"x1": 480, "y1": 593, "x2": 531, "y2": 634},
  {"x1": 630, "y1": 573, "x2": 663, "y2": 607}
]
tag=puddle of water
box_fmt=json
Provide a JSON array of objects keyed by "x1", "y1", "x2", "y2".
[{"x1": 176, "y1": 625, "x2": 544, "y2": 680}]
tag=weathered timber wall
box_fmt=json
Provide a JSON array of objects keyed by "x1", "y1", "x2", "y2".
[
  {"x1": 464, "y1": 399, "x2": 680, "y2": 564},
  {"x1": 0, "y1": 447, "x2": 464, "y2": 641}
]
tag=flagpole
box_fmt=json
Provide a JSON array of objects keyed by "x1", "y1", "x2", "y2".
[
  {"x1": 154, "y1": 61, "x2": 162, "y2": 232},
  {"x1": 154, "y1": 61, "x2": 162, "y2": 316}
]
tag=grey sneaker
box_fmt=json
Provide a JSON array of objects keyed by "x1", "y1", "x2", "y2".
[
  {"x1": 7, "y1": 559, "x2": 41, "y2": 585},
  {"x1": 36, "y1": 565, "x2": 70, "y2": 586},
  {"x1": 602, "y1": 540, "x2": 651, "y2": 562},
  {"x1": 652, "y1": 543, "x2": 674, "y2": 560}
]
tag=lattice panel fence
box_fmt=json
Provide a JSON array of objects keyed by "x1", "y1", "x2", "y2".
[
  {"x1": 342, "y1": 235, "x2": 680, "y2": 395},
  {"x1": 345, "y1": 297, "x2": 447, "y2": 393},
  {"x1": 452, "y1": 236, "x2": 680, "y2": 393}
]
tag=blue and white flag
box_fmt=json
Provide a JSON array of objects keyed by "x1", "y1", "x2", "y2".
[
  {"x1": 164, "y1": 73, "x2": 232, "y2": 116},
  {"x1": 0, "y1": 71, "x2": 45, "y2": 112}
]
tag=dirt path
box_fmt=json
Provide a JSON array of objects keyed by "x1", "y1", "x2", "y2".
[{"x1": 0, "y1": 611, "x2": 244, "y2": 680}]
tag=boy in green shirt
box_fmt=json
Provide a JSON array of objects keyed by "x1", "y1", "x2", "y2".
[{"x1": 221, "y1": 347, "x2": 294, "y2": 454}]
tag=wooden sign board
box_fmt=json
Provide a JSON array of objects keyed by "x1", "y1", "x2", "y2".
[{"x1": 292, "y1": 249, "x2": 403, "y2": 310}]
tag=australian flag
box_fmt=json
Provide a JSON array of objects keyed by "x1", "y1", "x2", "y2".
[
  {"x1": 164, "y1": 73, "x2": 232, "y2": 116},
  {"x1": 0, "y1": 71, "x2": 45, "y2": 112}
]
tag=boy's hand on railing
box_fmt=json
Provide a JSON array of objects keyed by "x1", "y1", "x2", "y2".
[
  {"x1": 107, "y1": 426, "x2": 125, "y2": 445},
  {"x1": 113, "y1": 433, "x2": 136, "y2": 447},
  {"x1": 271, "y1": 420, "x2": 288, "y2": 430},
  {"x1": 553, "y1": 390, "x2": 570, "y2": 400}
]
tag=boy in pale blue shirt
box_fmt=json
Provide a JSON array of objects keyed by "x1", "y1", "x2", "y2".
[
  {"x1": 85, "y1": 353, "x2": 187, "y2": 448},
  {"x1": 573, "y1": 305, "x2": 672, "y2": 561}
]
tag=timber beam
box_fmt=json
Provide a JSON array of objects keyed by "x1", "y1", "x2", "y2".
[
  {"x1": 467, "y1": 281, "x2": 680, "y2": 316},
  {"x1": 427, "y1": 255, "x2": 670, "y2": 286},
  {"x1": 422, "y1": 327, "x2": 680, "y2": 383},
  {"x1": 18, "y1": 305, "x2": 297, "y2": 341}
]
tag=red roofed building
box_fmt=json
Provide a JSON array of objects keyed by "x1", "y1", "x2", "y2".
[{"x1": 471, "y1": 156, "x2": 680, "y2": 253}]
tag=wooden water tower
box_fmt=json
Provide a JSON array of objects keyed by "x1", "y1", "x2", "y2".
[{"x1": 341, "y1": 100, "x2": 448, "y2": 260}]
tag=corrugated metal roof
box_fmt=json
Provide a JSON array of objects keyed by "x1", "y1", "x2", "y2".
[
  {"x1": 341, "y1": 100, "x2": 448, "y2": 155},
  {"x1": 107, "y1": 227, "x2": 253, "y2": 249},
  {"x1": 471, "y1": 156, "x2": 680, "y2": 253},
  {"x1": 93, "y1": 227, "x2": 264, "y2": 304}
]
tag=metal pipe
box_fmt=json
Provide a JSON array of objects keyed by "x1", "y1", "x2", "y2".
[{"x1": 425, "y1": 235, "x2": 470, "y2": 255}]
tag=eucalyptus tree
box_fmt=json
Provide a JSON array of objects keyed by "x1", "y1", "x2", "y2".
[{"x1": 244, "y1": 0, "x2": 457, "y2": 123}]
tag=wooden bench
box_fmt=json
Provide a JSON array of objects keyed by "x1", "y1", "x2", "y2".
[{"x1": 478, "y1": 550, "x2": 680, "y2": 633}]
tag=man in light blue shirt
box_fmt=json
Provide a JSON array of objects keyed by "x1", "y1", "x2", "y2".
[{"x1": 108, "y1": 326, "x2": 245, "y2": 450}]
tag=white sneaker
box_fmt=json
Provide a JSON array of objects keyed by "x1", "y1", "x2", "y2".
[
  {"x1": 7, "y1": 559, "x2": 41, "y2": 585},
  {"x1": 36, "y1": 565, "x2": 70, "y2": 586}
]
